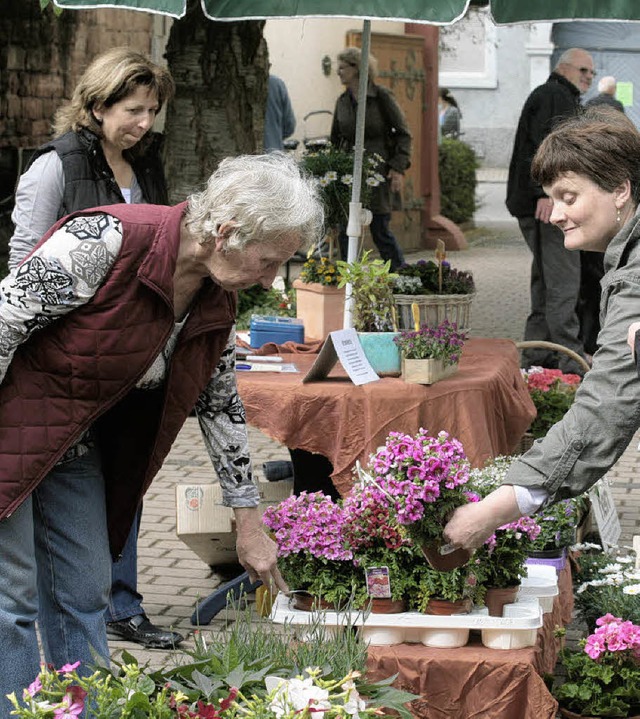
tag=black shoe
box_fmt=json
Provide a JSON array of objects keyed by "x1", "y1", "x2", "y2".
[{"x1": 106, "y1": 614, "x2": 184, "y2": 649}]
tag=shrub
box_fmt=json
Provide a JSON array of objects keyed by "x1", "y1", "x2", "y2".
[{"x1": 438, "y1": 138, "x2": 479, "y2": 224}]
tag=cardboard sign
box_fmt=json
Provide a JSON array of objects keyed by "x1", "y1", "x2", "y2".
[
  {"x1": 302, "y1": 328, "x2": 379, "y2": 385},
  {"x1": 588, "y1": 478, "x2": 621, "y2": 551}
]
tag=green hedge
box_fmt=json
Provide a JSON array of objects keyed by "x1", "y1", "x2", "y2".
[{"x1": 438, "y1": 138, "x2": 479, "y2": 224}]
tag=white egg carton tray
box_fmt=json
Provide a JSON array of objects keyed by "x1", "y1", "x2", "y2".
[
  {"x1": 270, "y1": 593, "x2": 544, "y2": 650},
  {"x1": 517, "y1": 564, "x2": 559, "y2": 613}
]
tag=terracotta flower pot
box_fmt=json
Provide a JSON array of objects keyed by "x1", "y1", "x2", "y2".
[
  {"x1": 367, "y1": 598, "x2": 407, "y2": 614},
  {"x1": 483, "y1": 585, "x2": 520, "y2": 617},
  {"x1": 291, "y1": 593, "x2": 338, "y2": 612},
  {"x1": 424, "y1": 597, "x2": 472, "y2": 615},
  {"x1": 293, "y1": 279, "x2": 345, "y2": 341},
  {"x1": 420, "y1": 540, "x2": 472, "y2": 572}
]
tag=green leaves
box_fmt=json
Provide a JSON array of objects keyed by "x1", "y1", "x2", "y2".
[{"x1": 336, "y1": 250, "x2": 397, "y2": 332}]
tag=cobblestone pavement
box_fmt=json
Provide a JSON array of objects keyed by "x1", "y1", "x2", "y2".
[{"x1": 109, "y1": 221, "x2": 640, "y2": 680}]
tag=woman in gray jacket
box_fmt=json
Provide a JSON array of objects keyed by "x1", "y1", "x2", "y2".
[
  {"x1": 330, "y1": 47, "x2": 412, "y2": 271},
  {"x1": 444, "y1": 107, "x2": 640, "y2": 548}
]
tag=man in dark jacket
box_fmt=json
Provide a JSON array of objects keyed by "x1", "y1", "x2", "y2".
[{"x1": 506, "y1": 48, "x2": 595, "y2": 373}]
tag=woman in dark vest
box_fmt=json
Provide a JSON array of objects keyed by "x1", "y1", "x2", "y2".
[{"x1": 8, "y1": 47, "x2": 179, "y2": 650}]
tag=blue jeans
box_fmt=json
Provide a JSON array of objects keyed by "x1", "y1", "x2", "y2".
[
  {"x1": 0, "y1": 448, "x2": 111, "y2": 715},
  {"x1": 106, "y1": 506, "x2": 144, "y2": 622}
]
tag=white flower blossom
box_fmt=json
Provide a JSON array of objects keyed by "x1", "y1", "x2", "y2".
[
  {"x1": 623, "y1": 584, "x2": 640, "y2": 595},
  {"x1": 341, "y1": 174, "x2": 353, "y2": 185},
  {"x1": 601, "y1": 563, "x2": 622, "y2": 574},
  {"x1": 265, "y1": 675, "x2": 331, "y2": 719}
]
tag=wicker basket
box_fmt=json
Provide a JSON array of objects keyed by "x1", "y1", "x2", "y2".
[
  {"x1": 515, "y1": 340, "x2": 591, "y2": 374},
  {"x1": 393, "y1": 293, "x2": 475, "y2": 333}
]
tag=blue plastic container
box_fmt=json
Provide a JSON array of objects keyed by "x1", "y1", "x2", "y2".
[{"x1": 250, "y1": 315, "x2": 304, "y2": 349}]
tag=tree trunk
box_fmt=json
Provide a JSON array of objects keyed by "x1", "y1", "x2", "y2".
[{"x1": 163, "y1": 0, "x2": 268, "y2": 203}]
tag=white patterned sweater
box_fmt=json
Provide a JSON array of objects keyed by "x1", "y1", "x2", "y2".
[{"x1": 0, "y1": 213, "x2": 259, "y2": 507}]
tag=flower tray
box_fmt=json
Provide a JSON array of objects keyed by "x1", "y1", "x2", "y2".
[
  {"x1": 393, "y1": 293, "x2": 475, "y2": 333},
  {"x1": 270, "y1": 593, "x2": 543, "y2": 649}
]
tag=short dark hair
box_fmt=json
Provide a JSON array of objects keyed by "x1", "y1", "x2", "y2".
[{"x1": 532, "y1": 106, "x2": 640, "y2": 206}]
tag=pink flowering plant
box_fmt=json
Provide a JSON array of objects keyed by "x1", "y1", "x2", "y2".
[
  {"x1": 7, "y1": 660, "x2": 188, "y2": 718},
  {"x1": 393, "y1": 320, "x2": 467, "y2": 365},
  {"x1": 522, "y1": 366, "x2": 581, "y2": 439},
  {"x1": 367, "y1": 428, "x2": 473, "y2": 548},
  {"x1": 341, "y1": 480, "x2": 421, "y2": 603},
  {"x1": 553, "y1": 614, "x2": 640, "y2": 717},
  {"x1": 473, "y1": 516, "x2": 541, "y2": 590},
  {"x1": 262, "y1": 491, "x2": 362, "y2": 606},
  {"x1": 468, "y1": 456, "x2": 541, "y2": 589}
]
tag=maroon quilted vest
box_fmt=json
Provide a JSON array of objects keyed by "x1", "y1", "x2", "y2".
[{"x1": 0, "y1": 202, "x2": 236, "y2": 553}]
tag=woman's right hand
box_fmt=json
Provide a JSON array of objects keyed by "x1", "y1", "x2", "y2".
[{"x1": 627, "y1": 322, "x2": 640, "y2": 358}]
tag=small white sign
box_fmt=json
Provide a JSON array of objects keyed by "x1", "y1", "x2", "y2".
[
  {"x1": 302, "y1": 328, "x2": 379, "y2": 385},
  {"x1": 588, "y1": 478, "x2": 621, "y2": 551},
  {"x1": 330, "y1": 329, "x2": 380, "y2": 385}
]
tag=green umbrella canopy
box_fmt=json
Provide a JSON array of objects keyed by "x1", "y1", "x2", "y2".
[
  {"x1": 52, "y1": 0, "x2": 469, "y2": 23},
  {"x1": 52, "y1": 0, "x2": 640, "y2": 22}
]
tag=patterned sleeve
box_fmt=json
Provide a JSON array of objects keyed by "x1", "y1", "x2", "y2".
[
  {"x1": 0, "y1": 214, "x2": 122, "y2": 384},
  {"x1": 194, "y1": 327, "x2": 260, "y2": 508}
]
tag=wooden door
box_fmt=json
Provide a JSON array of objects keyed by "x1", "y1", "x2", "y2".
[{"x1": 346, "y1": 31, "x2": 425, "y2": 254}]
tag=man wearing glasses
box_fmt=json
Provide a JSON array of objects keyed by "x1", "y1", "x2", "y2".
[{"x1": 506, "y1": 48, "x2": 595, "y2": 375}]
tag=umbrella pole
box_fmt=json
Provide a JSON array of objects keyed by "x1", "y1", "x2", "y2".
[{"x1": 343, "y1": 19, "x2": 371, "y2": 329}]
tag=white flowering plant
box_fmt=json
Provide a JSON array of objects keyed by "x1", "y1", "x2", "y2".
[
  {"x1": 300, "y1": 147, "x2": 385, "y2": 229},
  {"x1": 574, "y1": 550, "x2": 640, "y2": 631}
]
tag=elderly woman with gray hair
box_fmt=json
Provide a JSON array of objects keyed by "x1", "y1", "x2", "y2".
[{"x1": 0, "y1": 152, "x2": 323, "y2": 709}]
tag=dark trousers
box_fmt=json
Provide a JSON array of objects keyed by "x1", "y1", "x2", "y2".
[
  {"x1": 289, "y1": 448, "x2": 340, "y2": 500},
  {"x1": 518, "y1": 216, "x2": 585, "y2": 374},
  {"x1": 339, "y1": 213, "x2": 405, "y2": 271}
]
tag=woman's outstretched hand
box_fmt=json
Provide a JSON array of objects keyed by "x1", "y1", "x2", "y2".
[{"x1": 443, "y1": 485, "x2": 523, "y2": 550}]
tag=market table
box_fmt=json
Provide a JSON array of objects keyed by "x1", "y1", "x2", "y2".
[
  {"x1": 365, "y1": 562, "x2": 573, "y2": 719},
  {"x1": 237, "y1": 338, "x2": 535, "y2": 495}
]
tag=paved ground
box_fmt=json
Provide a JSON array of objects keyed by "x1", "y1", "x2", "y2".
[{"x1": 109, "y1": 219, "x2": 640, "y2": 676}]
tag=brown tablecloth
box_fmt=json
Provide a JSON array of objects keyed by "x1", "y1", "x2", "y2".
[
  {"x1": 365, "y1": 563, "x2": 573, "y2": 719},
  {"x1": 237, "y1": 338, "x2": 536, "y2": 495}
]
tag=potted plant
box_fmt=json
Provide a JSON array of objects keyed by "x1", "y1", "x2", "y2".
[
  {"x1": 393, "y1": 319, "x2": 467, "y2": 384},
  {"x1": 392, "y1": 255, "x2": 476, "y2": 333},
  {"x1": 468, "y1": 456, "x2": 542, "y2": 615},
  {"x1": 552, "y1": 614, "x2": 640, "y2": 718},
  {"x1": 521, "y1": 366, "x2": 582, "y2": 442},
  {"x1": 342, "y1": 479, "x2": 419, "y2": 612},
  {"x1": 365, "y1": 428, "x2": 474, "y2": 571},
  {"x1": 262, "y1": 491, "x2": 362, "y2": 609},
  {"x1": 293, "y1": 255, "x2": 345, "y2": 340},
  {"x1": 528, "y1": 497, "x2": 583, "y2": 565},
  {"x1": 473, "y1": 516, "x2": 542, "y2": 616},
  {"x1": 336, "y1": 250, "x2": 400, "y2": 376},
  {"x1": 407, "y1": 561, "x2": 481, "y2": 615},
  {"x1": 574, "y1": 554, "x2": 640, "y2": 633}
]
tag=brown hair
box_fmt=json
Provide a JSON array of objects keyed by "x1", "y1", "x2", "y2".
[
  {"x1": 532, "y1": 106, "x2": 640, "y2": 206},
  {"x1": 53, "y1": 47, "x2": 175, "y2": 138}
]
